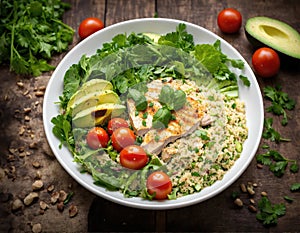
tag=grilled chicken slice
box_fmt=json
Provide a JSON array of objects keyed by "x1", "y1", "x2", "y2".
[{"x1": 127, "y1": 78, "x2": 209, "y2": 155}]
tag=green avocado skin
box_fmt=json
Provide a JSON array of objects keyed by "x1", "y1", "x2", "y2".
[{"x1": 244, "y1": 17, "x2": 300, "y2": 64}]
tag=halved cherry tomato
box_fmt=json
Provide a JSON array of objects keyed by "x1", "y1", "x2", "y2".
[
  {"x1": 217, "y1": 8, "x2": 242, "y2": 33},
  {"x1": 78, "y1": 17, "x2": 104, "y2": 39},
  {"x1": 107, "y1": 118, "x2": 129, "y2": 135},
  {"x1": 119, "y1": 145, "x2": 148, "y2": 170},
  {"x1": 86, "y1": 127, "x2": 109, "y2": 150},
  {"x1": 146, "y1": 171, "x2": 172, "y2": 200},
  {"x1": 111, "y1": 127, "x2": 136, "y2": 152},
  {"x1": 252, "y1": 47, "x2": 280, "y2": 78}
]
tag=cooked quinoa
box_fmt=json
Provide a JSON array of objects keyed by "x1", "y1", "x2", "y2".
[{"x1": 160, "y1": 79, "x2": 248, "y2": 197}]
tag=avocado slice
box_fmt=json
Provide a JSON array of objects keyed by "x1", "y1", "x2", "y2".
[
  {"x1": 143, "y1": 33, "x2": 161, "y2": 43},
  {"x1": 245, "y1": 16, "x2": 300, "y2": 59},
  {"x1": 67, "y1": 79, "x2": 113, "y2": 112},
  {"x1": 72, "y1": 103, "x2": 126, "y2": 128},
  {"x1": 68, "y1": 90, "x2": 120, "y2": 116}
]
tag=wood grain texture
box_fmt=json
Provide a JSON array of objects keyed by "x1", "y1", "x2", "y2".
[
  {"x1": 105, "y1": 0, "x2": 156, "y2": 25},
  {"x1": 1, "y1": 0, "x2": 299, "y2": 232}
]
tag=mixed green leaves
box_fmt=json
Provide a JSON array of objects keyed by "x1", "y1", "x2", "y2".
[
  {"x1": 0, "y1": 0, "x2": 74, "y2": 76},
  {"x1": 58, "y1": 24, "x2": 249, "y2": 110}
]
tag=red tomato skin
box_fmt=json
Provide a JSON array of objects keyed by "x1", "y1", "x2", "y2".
[
  {"x1": 107, "y1": 118, "x2": 129, "y2": 135},
  {"x1": 86, "y1": 127, "x2": 109, "y2": 150},
  {"x1": 111, "y1": 127, "x2": 136, "y2": 152},
  {"x1": 119, "y1": 145, "x2": 149, "y2": 170},
  {"x1": 146, "y1": 171, "x2": 172, "y2": 200},
  {"x1": 78, "y1": 17, "x2": 104, "y2": 39},
  {"x1": 217, "y1": 8, "x2": 242, "y2": 33},
  {"x1": 252, "y1": 47, "x2": 280, "y2": 78}
]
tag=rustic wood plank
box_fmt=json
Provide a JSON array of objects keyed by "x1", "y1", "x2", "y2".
[
  {"x1": 105, "y1": 0, "x2": 156, "y2": 25},
  {"x1": 1, "y1": 0, "x2": 300, "y2": 232}
]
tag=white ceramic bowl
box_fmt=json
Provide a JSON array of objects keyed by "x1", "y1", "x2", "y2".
[{"x1": 43, "y1": 18, "x2": 264, "y2": 210}]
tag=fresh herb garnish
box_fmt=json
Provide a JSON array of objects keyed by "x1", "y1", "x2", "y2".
[
  {"x1": 283, "y1": 196, "x2": 294, "y2": 203},
  {"x1": 256, "y1": 149, "x2": 298, "y2": 177},
  {"x1": 256, "y1": 196, "x2": 286, "y2": 226},
  {"x1": 263, "y1": 85, "x2": 296, "y2": 126},
  {"x1": 152, "y1": 106, "x2": 172, "y2": 129},
  {"x1": 0, "y1": 0, "x2": 74, "y2": 76},
  {"x1": 262, "y1": 118, "x2": 291, "y2": 143},
  {"x1": 290, "y1": 183, "x2": 300, "y2": 192},
  {"x1": 128, "y1": 88, "x2": 148, "y2": 111},
  {"x1": 152, "y1": 85, "x2": 186, "y2": 129}
]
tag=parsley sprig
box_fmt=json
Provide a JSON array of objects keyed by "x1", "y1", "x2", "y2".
[
  {"x1": 0, "y1": 0, "x2": 74, "y2": 76},
  {"x1": 256, "y1": 196, "x2": 286, "y2": 226},
  {"x1": 264, "y1": 85, "x2": 296, "y2": 126},
  {"x1": 262, "y1": 118, "x2": 290, "y2": 143},
  {"x1": 256, "y1": 149, "x2": 298, "y2": 177}
]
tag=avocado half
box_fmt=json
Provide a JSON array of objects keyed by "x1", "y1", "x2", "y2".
[{"x1": 245, "y1": 16, "x2": 300, "y2": 59}]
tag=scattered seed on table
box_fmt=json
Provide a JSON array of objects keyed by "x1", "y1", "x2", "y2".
[
  {"x1": 24, "y1": 192, "x2": 39, "y2": 206},
  {"x1": 59, "y1": 190, "x2": 68, "y2": 202},
  {"x1": 69, "y1": 204, "x2": 78, "y2": 218},
  {"x1": 261, "y1": 191, "x2": 268, "y2": 197},
  {"x1": 35, "y1": 91, "x2": 44, "y2": 97},
  {"x1": 32, "y1": 180, "x2": 43, "y2": 191},
  {"x1": 57, "y1": 201, "x2": 64, "y2": 212},
  {"x1": 32, "y1": 223, "x2": 42, "y2": 233},
  {"x1": 47, "y1": 184, "x2": 54, "y2": 192},
  {"x1": 32, "y1": 161, "x2": 40, "y2": 168},
  {"x1": 234, "y1": 198, "x2": 243, "y2": 207},
  {"x1": 256, "y1": 164, "x2": 263, "y2": 169},
  {"x1": 12, "y1": 198, "x2": 23, "y2": 211},
  {"x1": 51, "y1": 191, "x2": 60, "y2": 204},
  {"x1": 240, "y1": 183, "x2": 247, "y2": 193},
  {"x1": 248, "y1": 205, "x2": 257, "y2": 213},
  {"x1": 39, "y1": 201, "x2": 49, "y2": 210}
]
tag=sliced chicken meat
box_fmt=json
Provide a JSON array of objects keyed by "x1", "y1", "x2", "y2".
[{"x1": 127, "y1": 78, "x2": 210, "y2": 155}]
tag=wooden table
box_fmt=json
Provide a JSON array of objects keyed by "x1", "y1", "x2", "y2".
[{"x1": 1, "y1": 0, "x2": 299, "y2": 232}]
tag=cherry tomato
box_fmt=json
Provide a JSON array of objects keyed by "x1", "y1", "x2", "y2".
[
  {"x1": 119, "y1": 145, "x2": 148, "y2": 170},
  {"x1": 146, "y1": 171, "x2": 172, "y2": 200},
  {"x1": 107, "y1": 118, "x2": 129, "y2": 135},
  {"x1": 252, "y1": 47, "x2": 280, "y2": 78},
  {"x1": 86, "y1": 127, "x2": 109, "y2": 150},
  {"x1": 78, "y1": 17, "x2": 104, "y2": 39},
  {"x1": 111, "y1": 127, "x2": 136, "y2": 152},
  {"x1": 217, "y1": 8, "x2": 242, "y2": 33}
]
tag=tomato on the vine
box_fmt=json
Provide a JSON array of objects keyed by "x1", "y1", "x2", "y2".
[
  {"x1": 146, "y1": 171, "x2": 172, "y2": 200},
  {"x1": 78, "y1": 17, "x2": 104, "y2": 39},
  {"x1": 217, "y1": 8, "x2": 242, "y2": 34},
  {"x1": 107, "y1": 118, "x2": 129, "y2": 135},
  {"x1": 119, "y1": 145, "x2": 148, "y2": 170},
  {"x1": 111, "y1": 127, "x2": 136, "y2": 152},
  {"x1": 252, "y1": 47, "x2": 280, "y2": 78},
  {"x1": 86, "y1": 127, "x2": 109, "y2": 150}
]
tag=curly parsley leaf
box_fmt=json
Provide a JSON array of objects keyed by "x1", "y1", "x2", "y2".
[
  {"x1": 158, "y1": 23, "x2": 194, "y2": 52},
  {"x1": 0, "y1": 0, "x2": 74, "y2": 76}
]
